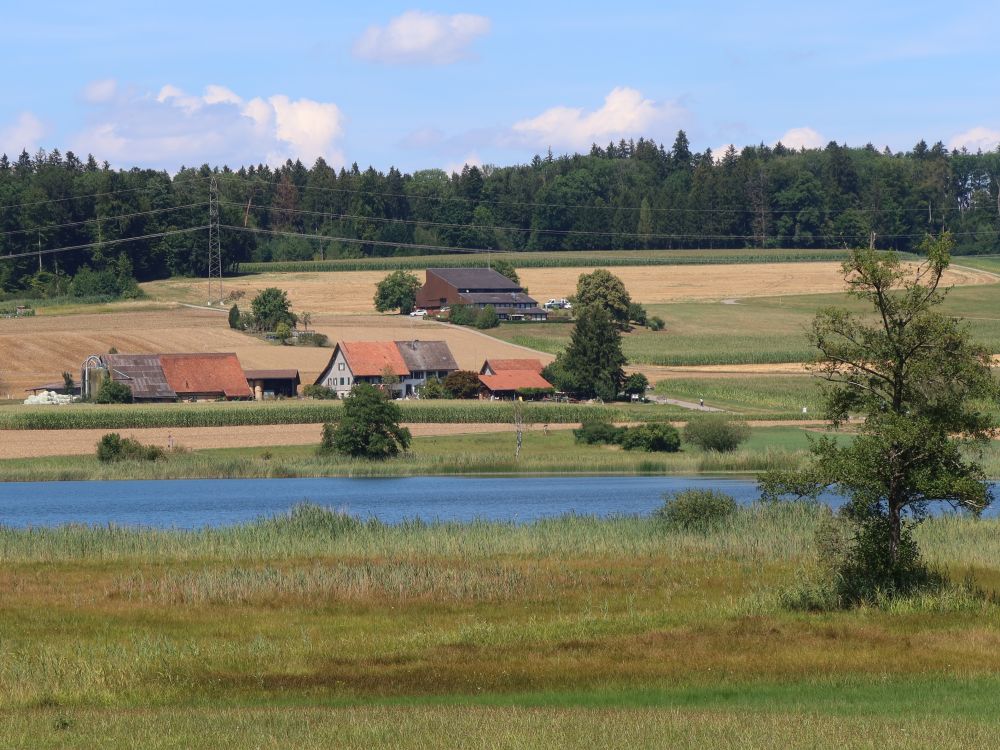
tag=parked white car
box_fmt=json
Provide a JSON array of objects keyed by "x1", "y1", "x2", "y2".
[{"x1": 409, "y1": 309, "x2": 428, "y2": 317}]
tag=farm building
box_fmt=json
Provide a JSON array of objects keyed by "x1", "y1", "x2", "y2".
[
  {"x1": 478, "y1": 358, "x2": 553, "y2": 399},
  {"x1": 160, "y1": 353, "x2": 253, "y2": 400},
  {"x1": 244, "y1": 369, "x2": 301, "y2": 399},
  {"x1": 81, "y1": 352, "x2": 253, "y2": 402},
  {"x1": 314, "y1": 340, "x2": 458, "y2": 398},
  {"x1": 414, "y1": 268, "x2": 547, "y2": 321}
]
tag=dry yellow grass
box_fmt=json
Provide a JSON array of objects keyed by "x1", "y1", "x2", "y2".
[
  {"x1": 142, "y1": 262, "x2": 997, "y2": 312},
  {"x1": 0, "y1": 307, "x2": 549, "y2": 397},
  {"x1": 0, "y1": 422, "x2": 577, "y2": 459}
]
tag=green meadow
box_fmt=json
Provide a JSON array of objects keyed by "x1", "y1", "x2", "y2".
[
  {"x1": 0, "y1": 426, "x2": 818, "y2": 481},
  {"x1": 493, "y1": 285, "x2": 1000, "y2": 366},
  {"x1": 2, "y1": 503, "x2": 999, "y2": 748}
]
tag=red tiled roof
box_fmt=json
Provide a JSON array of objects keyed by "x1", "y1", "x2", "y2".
[
  {"x1": 159, "y1": 353, "x2": 252, "y2": 398},
  {"x1": 341, "y1": 341, "x2": 409, "y2": 377},
  {"x1": 482, "y1": 358, "x2": 545, "y2": 374},
  {"x1": 479, "y1": 371, "x2": 553, "y2": 392}
]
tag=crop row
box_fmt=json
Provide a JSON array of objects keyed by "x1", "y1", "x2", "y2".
[
  {"x1": 0, "y1": 401, "x2": 662, "y2": 431},
  {"x1": 238, "y1": 249, "x2": 852, "y2": 274}
]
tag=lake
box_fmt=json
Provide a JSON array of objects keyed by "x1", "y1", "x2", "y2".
[{"x1": 0, "y1": 476, "x2": 988, "y2": 529}]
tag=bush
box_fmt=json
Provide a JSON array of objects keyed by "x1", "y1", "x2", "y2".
[
  {"x1": 619, "y1": 422, "x2": 680, "y2": 452},
  {"x1": 321, "y1": 383, "x2": 411, "y2": 459},
  {"x1": 623, "y1": 373, "x2": 649, "y2": 397},
  {"x1": 94, "y1": 379, "x2": 133, "y2": 404},
  {"x1": 573, "y1": 418, "x2": 625, "y2": 445},
  {"x1": 447, "y1": 304, "x2": 476, "y2": 326},
  {"x1": 302, "y1": 384, "x2": 338, "y2": 400},
  {"x1": 444, "y1": 370, "x2": 482, "y2": 399},
  {"x1": 274, "y1": 322, "x2": 292, "y2": 342},
  {"x1": 683, "y1": 415, "x2": 750, "y2": 452},
  {"x1": 628, "y1": 301, "x2": 647, "y2": 326},
  {"x1": 657, "y1": 489, "x2": 737, "y2": 531},
  {"x1": 419, "y1": 377, "x2": 449, "y2": 399},
  {"x1": 96, "y1": 433, "x2": 164, "y2": 463},
  {"x1": 295, "y1": 332, "x2": 329, "y2": 347},
  {"x1": 474, "y1": 305, "x2": 499, "y2": 329},
  {"x1": 228, "y1": 304, "x2": 243, "y2": 330},
  {"x1": 648, "y1": 316, "x2": 665, "y2": 331}
]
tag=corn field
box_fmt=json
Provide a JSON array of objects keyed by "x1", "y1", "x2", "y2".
[{"x1": 0, "y1": 400, "x2": 673, "y2": 430}]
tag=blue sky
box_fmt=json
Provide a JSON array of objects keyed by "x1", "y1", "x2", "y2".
[{"x1": 1, "y1": 1, "x2": 997, "y2": 172}]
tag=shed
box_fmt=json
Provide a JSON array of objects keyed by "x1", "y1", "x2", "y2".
[{"x1": 244, "y1": 369, "x2": 301, "y2": 399}]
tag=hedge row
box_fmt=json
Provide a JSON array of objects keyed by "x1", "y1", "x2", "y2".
[{"x1": 0, "y1": 401, "x2": 660, "y2": 430}]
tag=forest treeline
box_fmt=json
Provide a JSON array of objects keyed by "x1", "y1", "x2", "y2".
[{"x1": 2, "y1": 132, "x2": 999, "y2": 298}]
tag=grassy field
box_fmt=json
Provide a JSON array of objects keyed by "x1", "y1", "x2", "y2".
[
  {"x1": 2, "y1": 503, "x2": 999, "y2": 748},
  {"x1": 0, "y1": 426, "x2": 818, "y2": 480},
  {"x1": 493, "y1": 284, "x2": 1000, "y2": 366}
]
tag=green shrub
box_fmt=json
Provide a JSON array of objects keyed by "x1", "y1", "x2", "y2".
[
  {"x1": 322, "y1": 383, "x2": 411, "y2": 459},
  {"x1": 573, "y1": 418, "x2": 625, "y2": 445},
  {"x1": 657, "y1": 489, "x2": 737, "y2": 531},
  {"x1": 302, "y1": 384, "x2": 338, "y2": 400},
  {"x1": 628, "y1": 301, "x2": 648, "y2": 326},
  {"x1": 683, "y1": 415, "x2": 751, "y2": 452},
  {"x1": 448, "y1": 304, "x2": 476, "y2": 326},
  {"x1": 96, "y1": 433, "x2": 164, "y2": 463},
  {"x1": 295, "y1": 332, "x2": 329, "y2": 347},
  {"x1": 94, "y1": 379, "x2": 133, "y2": 404},
  {"x1": 419, "y1": 378, "x2": 449, "y2": 399},
  {"x1": 228, "y1": 304, "x2": 243, "y2": 330},
  {"x1": 619, "y1": 423, "x2": 680, "y2": 452},
  {"x1": 623, "y1": 373, "x2": 649, "y2": 397},
  {"x1": 648, "y1": 316, "x2": 665, "y2": 331},
  {"x1": 475, "y1": 305, "x2": 500, "y2": 329},
  {"x1": 444, "y1": 370, "x2": 482, "y2": 399}
]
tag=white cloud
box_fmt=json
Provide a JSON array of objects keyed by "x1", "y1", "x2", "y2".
[
  {"x1": 82, "y1": 78, "x2": 117, "y2": 103},
  {"x1": 949, "y1": 126, "x2": 1000, "y2": 153},
  {"x1": 511, "y1": 87, "x2": 687, "y2": 151},
  {"x1": 353, "y1": 10, "x2": 491, "y2": 65},
  {"x1": 0, "y1": 112, "x2": 46, "y2": 155},
  {"x1": 70, "y1": 84, "x2": 345, "y2": 169},
  {"x1": 444, "y1": 153, "x2": 482, "y2": 175},
  {"x1": 777, "y1": 127, "x2": 825, "y2": 150}
]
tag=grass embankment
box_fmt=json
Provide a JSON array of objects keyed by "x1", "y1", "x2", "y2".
[
  {"x1": 2, "y1": 504, "x2": 1000, "y2": 748},
  {"x1": 0, "y1": 400, "x2": 687, "y2": 431},
  {"x1": 493, "y1": 285, "x2": 1000, "y2": 366},
  {"x1": 0, "y1": 426, "x2": 817, "y2": 481},
  {"x1": 238, "y1": 248, "x2": 855, "y2": 274}
]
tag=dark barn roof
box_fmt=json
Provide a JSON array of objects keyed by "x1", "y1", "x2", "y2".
[
  {"x1": 244, "y1": 369, "x2": 301, "y2": 382},
  {"x1": 393, "y1": 340, "x2": 458, "y2": 373},
  {"x1": 103, "y1": 353, "x2": 177, "y2": 400},
  {"x1": 458, "y1": 292, "x2": 538, "y2": 306},
  {"x1": 427, "y1": 268, "x2": 521, "y2": 292}
]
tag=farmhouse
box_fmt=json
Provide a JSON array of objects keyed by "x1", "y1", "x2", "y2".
[
  {"x1": 244, "y1": 369, "x2": 301, "y2": 400},
  {"x1": 315, "y1": 340, "x2": 458, "y2": 398},
  {"x1": 414, "y1": 268, "x2": 547, "y2": 321},
  {"x1": 81, "y1": 352, "x2": 253, "y2": 401},
  {"x1": 478, "y1": 358, "x2": 553, "y2": 399}
]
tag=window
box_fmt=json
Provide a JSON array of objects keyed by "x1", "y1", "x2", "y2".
[
  {"x1": 338, "y1": 363, "x2": 345, "y2": 371},
  {"x1": 339, "y1": 377, "x2": 345, "y2": 386}
]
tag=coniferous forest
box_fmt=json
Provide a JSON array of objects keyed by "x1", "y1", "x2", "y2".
[{"x1": 2, "y1": 132, "x2": 1000, "y2": 298}]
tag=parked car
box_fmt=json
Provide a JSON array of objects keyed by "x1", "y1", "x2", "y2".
[{"x1": 409, "y1": 309, "x2": 427, "y2": 317}]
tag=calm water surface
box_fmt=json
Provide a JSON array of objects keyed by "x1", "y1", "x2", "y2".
[{"x1": 0, "y1": 476, "x2": 989, "y2": 528}]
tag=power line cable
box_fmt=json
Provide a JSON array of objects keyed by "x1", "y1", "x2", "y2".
[
  {"x1": 0, "y1": 175, "x2": 212, "y2": 214},
  {"x1": 0, "y1": 202, "x2": 208, "y2": 239},
  {"x1": 0, "y1": 226, "x2": 208, "y2": 262}
]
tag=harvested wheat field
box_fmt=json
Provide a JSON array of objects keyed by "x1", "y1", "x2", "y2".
[
  {"x1": 0, "y1": 306, "x2": 550, "y2": 397},
  {"x1": 0, "y1": 422, "x2": 576, "y2": 459},
  {"x1": 142, "y1": 262, "x2": 997, "y2": 312}
]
